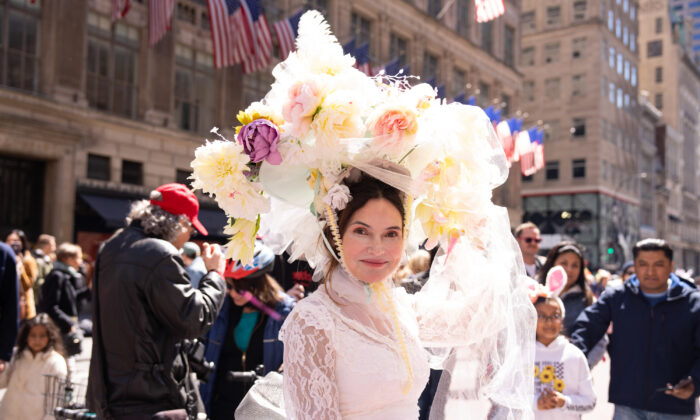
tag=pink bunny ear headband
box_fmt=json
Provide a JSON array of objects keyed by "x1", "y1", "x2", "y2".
[{"x1": 526, "y1": 266, "x2": 567, "y2": 315}]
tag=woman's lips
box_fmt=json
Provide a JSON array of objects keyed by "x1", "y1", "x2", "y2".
[{"x1": 361, "y1": 259, "x2": 387, "y2": 268}]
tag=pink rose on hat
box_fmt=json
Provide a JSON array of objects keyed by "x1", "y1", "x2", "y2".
[
  {"x1": 237, "y1": 119, "x2": 282, "y2": 165},
  {"x1": 282, "y1": 80, "x2": 323, "y2": 138},
  {"x1": 368, "y1": 106, "x2": 418, "y2": 157}
]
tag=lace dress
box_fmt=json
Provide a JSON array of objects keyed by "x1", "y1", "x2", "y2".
[{"x1": 279, "y1": 268, "x2": 431, "y2": 419}]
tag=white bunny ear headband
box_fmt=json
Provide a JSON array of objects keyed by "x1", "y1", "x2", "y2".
[{"x1": 526, "y1": 266, "x2": 567, "y2": 316}]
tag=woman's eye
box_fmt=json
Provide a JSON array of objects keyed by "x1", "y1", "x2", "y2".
[
  {"x1": 353, "y1": 228, "x2": 367, "y2": 235},
  {"x1": 386, "y1": 230, "x2": 400, "y2": 238}
]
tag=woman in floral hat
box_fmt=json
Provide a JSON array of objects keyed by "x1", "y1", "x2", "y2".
[{"x1": 191, "y1": 11, "x2": 535, "y2": 420}]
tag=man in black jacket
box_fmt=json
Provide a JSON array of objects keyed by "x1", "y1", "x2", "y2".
[
  {"x1": 87, "y1": 183, "x2": 226, "y2": 420},
  {"x1": 0, "y1": 242, "x2": 18, "y2": 374}
]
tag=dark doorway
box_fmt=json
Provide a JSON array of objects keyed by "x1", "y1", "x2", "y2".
[{"x1": 0, "y1": 155, "x2": 45, "y2": 241}]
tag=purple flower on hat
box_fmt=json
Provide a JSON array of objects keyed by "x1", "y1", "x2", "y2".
[{"x1": 237, "y1": 119, "x2": 282, "y2": 165}]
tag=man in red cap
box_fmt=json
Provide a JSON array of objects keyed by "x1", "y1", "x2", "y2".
[{"x1": 88, "y1": 183, "x2": 227, "y2": 420}]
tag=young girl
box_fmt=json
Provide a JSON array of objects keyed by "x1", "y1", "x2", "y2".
[
  {"x1": 0, "y1": 313, "x2": 68, "y2": 420},
  {"x1": 530, "y1": 268, "x2": 596, "y2": 419}
]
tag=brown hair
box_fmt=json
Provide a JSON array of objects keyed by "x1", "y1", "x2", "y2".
[
  {"x1": 228, "y1": 273, "x2": 285, "y2": 308},
  {"x1": 514, "y1": 222, "x2": 539, "y2": 238},
  {"x1": 537, "y1": 241, "x2": 594, "y2": 307},
  {"x1": 16, "y1": 313, "x2": 65, "y2": 358},
  {"x1": 322, "y1": 173, "x2": 406, "y2": 284}
]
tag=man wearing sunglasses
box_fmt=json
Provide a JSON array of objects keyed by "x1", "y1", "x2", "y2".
[{"x1": 515, "y1": 222, "x2": 546, "y2": 278}]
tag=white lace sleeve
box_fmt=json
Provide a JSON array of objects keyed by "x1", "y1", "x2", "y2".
[{"x1": 280, "y1": 301, "x2": 341, "y2": 420}]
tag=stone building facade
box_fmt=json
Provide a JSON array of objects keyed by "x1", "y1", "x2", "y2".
[
  {"x1": 519, "y1": 0, "x2": 643, "y2": 268},
  {"x1": 0, "y1": 0, "x2": 523, "y2": 255}
]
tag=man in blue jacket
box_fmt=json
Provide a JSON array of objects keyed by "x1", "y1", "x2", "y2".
[{"x1": 571, "y1": 238, "x2": 700, "y2": 419}]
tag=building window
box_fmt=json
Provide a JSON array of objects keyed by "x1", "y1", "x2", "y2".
[
  {"x1": 481, "y1": 20, "x2": 493, "y2": 53},
  {"x1": 522, "y1": 174, "x2": 534, "y2": 182},
  {"x1": 86, "y1": 12, "x2": 139, "y2": 118},
  {"x1": 478, "y1": 82, "x2": 490, "y2": 106},
  {"x1": 452, "y1": 67, "x2": 466, "y2": 96},
  {"x1": 0, "y1": 1, "x2": 40, "y2": 92},
  {"x1": 350, "y1": 12, "x2": 372, "y2": 46},
  {"x1": 630, "y1": 4, "x2": 636, "y2": 20},
  {"x1": 655, "y1": 17, "x2": 663, "y2": 34},
  {"x1": 522, "y1": 11, "x2": 535, "y2": 33},
  {"x1": 501, "y1": 93, "x2": 510, "y2": 116},
  {"x1": 174, "y1": 44, "x2": 215, "y2": 133},
  {"x1": 390, "y1": 33, "x2": 409, "y2": 67},
  {"x1": 624, "y1": 59, "x2": 630, "y2": 81},
  {"x1": 121, "y1": 160, "x2": 143, "y2": 185},
  {"x1": 647, "y1": 40, "x2": 663, "y2": 57},
  {"x1": 602, "y1": 160, "x2": 607, "y2": 180},
  {"x1": 573, "y1": 159, "x2": 586, "y2": 178},
  {"x1": 521, "y1": 47, "x2": 535, "y2": 66},
  {"x1": 544, "y1": 119, "x2": 559, "y2": 142},
  {"x1": 617, "y1": 87, "x2": 623, "y2": 108},
  {"x1": 427, "y1": 0, "x2": 442, "y2": 17},
  {"x1": 544, "y1": 77, "x2": 560, "y2": 100},
  {"x1": 456, "y1": 0, "x2": 470, "y2": 38},
  {"x1": 504, "y1": 25, "x2": 515, "y2": 67},
  {"x1": 573, "y1": 0, "x2": 587, "y2": 21},
  {"x1": 655, "y1": 66, "x2": 663, "y2": 83},
  {"x1": 546, "y1": 6, "x2": 561, "y2": 26},
  {"x1": 572, "y1": 118, "x2": 586, "y2": 137},
  {"x1": 523, "y1": 80, "x2": 534, "y2": 102},
  {"x1": 631, "y1": 66, "x2": 637, "y2": 86},
  {"x1": 601, "y1": 119, "x2": 608, "y2": 141},
  {"x1": 617, "y1": 52, "x2": 623, "y2": 74},
  {"x1": 623, "y1": 26, "x2": 629, "y2": 46},
  {"x1": 609, "y1": 46, "x2": 615, "y2": 68},
  {"x1": 609, "y1": 82, "x2": 615, "y2": 103},
  {"x1": 87, "y1": 154, "x2": 110, "y2": 181},
  {"x1": 630, "y1": 33, "x2": 636, "y2": 52},
  {"x1": 602, "y1": 75, "x2": 608, "y2": 98},
  {"x1": 623, "y1": 0, "x2": 629, "y2": 12},
  {"x1": 546, "y1": 161, "x2": 559, "y2": 180},
  {"x1": 616, "y1": 17, "x2": 621, "y2": 38},
  {"x1": 572, "y1": 74, "x2": 586, "y2": 97},
  {"x1": 423, "y1": 51, "x2": 439, "y2": 81},
  {"x1": 176, "y1": 2, "x2": 196, "y2": 24},
  {"x1": 572, "y1": 37, "x2": 586, "y2": 58},
  {"x1": 608, "y1": 10, "x2": 614, "y2": 31},
  {"x1": 544, "y1": 42, "x2": 560, "y2": 63},
  {"x1": 655, "y1": 93, "x2": 663, "y2": 109},
  {"x1": 176, "y1": 169, "x2": 192, "y2": 186}
]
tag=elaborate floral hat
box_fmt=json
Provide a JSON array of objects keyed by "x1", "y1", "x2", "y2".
[
  {"x1": 191, "y1": 11, "x2": 508, "y2": 268},
  {"x1": 190, "y1": 11, "x2": 535, "y2": 416}
]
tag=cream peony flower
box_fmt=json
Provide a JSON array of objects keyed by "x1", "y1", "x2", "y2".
[
  {"x1": 215, "y1": 185, "x2": 270, "y2": 221},
  {"x1": 282, "y1": 80, "x2": 323, "y2": 138},
  {"x1": 190, "y1": 140, "x2": 250, "y2": 197},
  {"x1": 322, "y1": 184, "x2": 351, "y2": 211},
  {"x1": 367, "y1": 105, "x2": 418, "y2": 159},
  {"x1": 310, "y1": 90, "x2": 364, "y2": 151}
]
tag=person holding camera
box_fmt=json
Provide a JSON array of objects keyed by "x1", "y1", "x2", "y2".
[
  {"x1": 87, "y1": 183, "x2": 227, "y2": 420},
  {"x1": 199, "y1": 242, "x2": 294, "y2": 420}
]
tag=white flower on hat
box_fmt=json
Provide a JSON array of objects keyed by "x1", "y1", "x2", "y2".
[{"x1": 322, "y1": 184, "x2": 351, "y2": 211}]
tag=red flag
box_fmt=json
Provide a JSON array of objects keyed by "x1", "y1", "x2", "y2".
[
  {"x1": 475, "y1": 0, "x2": 505, "y2": 23},
  {"x1": 149, "y1": 0, "x2": 175, "y2": 46},
  {"x1": 112, "y1": 0, "x2": 130, "y2": 22}
]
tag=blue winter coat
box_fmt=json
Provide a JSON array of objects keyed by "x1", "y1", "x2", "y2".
[
  {"x1": 199, "y1": 293, "x2": 294, "y2": 413},
  {"x1": 570, "y1": 274, "x2": 700, "y2": 415}
]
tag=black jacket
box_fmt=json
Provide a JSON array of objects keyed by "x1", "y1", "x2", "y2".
[
  {"x1": 40, "y1": 264, "x2": 90, "y2": 334},
  {"x1": 86, "y1": 223, "x2": 226, "y2": 419},
  {"x1": 0, "y1": 242, "x2": 18, "y2": 362}
]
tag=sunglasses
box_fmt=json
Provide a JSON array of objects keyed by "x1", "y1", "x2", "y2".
[
  {"x1": 523, "y1": 237, "x2": 542, "y2": 244},
  {"x1": 537, "y1": 314, "x2": 562, "y2": 322}
]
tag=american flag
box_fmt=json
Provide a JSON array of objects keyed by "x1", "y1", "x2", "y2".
[
  {"x1": 475, "y1": 0, "x2": 505, "y2": 23},
  {"x1": 149, "y1": 0, "x2": 175, "y2": 46},
  {"x1": 342, "y1": 38, "x2": 356, "y2": 55},
  {"x1": 496, "y1": 120, "x2": 514, "y2": 165},
  {"x1": 354, "y1": 42, "x2": 372, "y2": 75},
  {"x1": 208, "y1": 0, "x2": 243, "y2": 67},
  {"x1": 112, "y1": 0, "x2": 130, "y2": 22},
  {"x1": 272, "y1": 9, "x2": 304, "y2": 60},
  {"x1": 241, "y1": 0, "x2": 273, "y2": 74}
]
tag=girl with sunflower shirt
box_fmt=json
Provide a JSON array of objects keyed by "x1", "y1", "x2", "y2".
[{"x1": 532, "y1": 268, "x2": 596, "y2": 419}]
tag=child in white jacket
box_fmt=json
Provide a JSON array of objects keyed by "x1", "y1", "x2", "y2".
[
  {"x1": 0, "y1": 313, "x2": 68, "y2": 420},
  {"x1": 530, "y1": 267, "x2": 596, "y2": 419}
]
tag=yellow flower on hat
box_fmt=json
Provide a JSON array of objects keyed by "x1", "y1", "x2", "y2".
[
  {"x1": 235, "y1": 102, "x2": 283, "y2": 135},
  {"x1": 554, "y1": 378, "x2": 565, "y2": 392},
  {"x1": 542, "y1": 365, "x2": 555, "y2": 375},
  {"x1": 224, "y1": 217, "x2": 259, "y2": 264},
  {"x1": 539, "y1": 370, "x2": 554, "y2": 383}
]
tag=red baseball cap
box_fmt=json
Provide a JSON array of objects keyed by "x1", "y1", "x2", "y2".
[{"x1": 150, "y1": 183, "x2": 208, "y2": 236}]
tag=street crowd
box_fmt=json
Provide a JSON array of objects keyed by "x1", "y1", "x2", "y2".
[{"x1": 0, "y1": 183, "x2": 699, "y2": 420}]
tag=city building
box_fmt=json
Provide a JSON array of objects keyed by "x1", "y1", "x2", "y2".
[
  {"x1": 668, "y1": 0, "x2": 700, "y2": 65},
  {"x1": 639, "y1": 0, "x2": 700, "y2": 272},
  {"x1": 0, "y1": 0, "x2": 524, "y2": 257},
  {"x1": 637, "y1": 92, "x2": 663, "y2": 240},
  {"x1": 519, "y1": 0, "x2": 642, "y2": 269}
]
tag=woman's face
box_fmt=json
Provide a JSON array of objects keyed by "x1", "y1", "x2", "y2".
[
  {"x1": 341, "y1": 198, "x2": 404, "y2": 284},
  {"x1": 227, "y1": 282, "x2": 251, "y2": 307},
  {"x1": 27, "y1": 325, "x2": 49, "y2": 355},
  {"x1": 5, "y1": 232, "x2": 22, "y2": 254},
  {"x1": 553, "y1": 251, "x2": 582, "y2": 288}
]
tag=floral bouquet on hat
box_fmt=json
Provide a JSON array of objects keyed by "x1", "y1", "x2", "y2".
[{"x1": 190, "y1": 11, "x2": 507, "y2": 266}]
